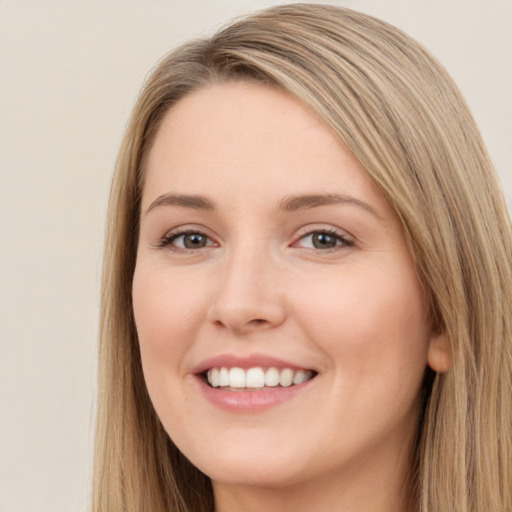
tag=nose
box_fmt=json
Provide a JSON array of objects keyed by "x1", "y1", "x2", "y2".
[{"x1": 206, "y1": 243, "x2": 287, "y2": 335}]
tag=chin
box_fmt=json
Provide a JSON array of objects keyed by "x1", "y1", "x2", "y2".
[
  {"x1": 182, "y1": 438, "x2": 312, "y2": 488},
  {"x1": 202, "y1": 461, "x2": 305, "y2": 489}
]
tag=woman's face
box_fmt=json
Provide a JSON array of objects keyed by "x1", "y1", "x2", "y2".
[{"x1": 133, "y1": 82, "x2": 443, "y2": 492}]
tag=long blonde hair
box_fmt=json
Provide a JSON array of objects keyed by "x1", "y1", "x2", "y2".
[{"x1": 93, "y1": 4, "x2": 512, "y2": 511}]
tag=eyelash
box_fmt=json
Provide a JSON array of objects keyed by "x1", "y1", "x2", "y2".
[
  {"x1": 157, "y1": 230, "x2": 216, "y2": 250},
  {"x1": 158, "y1": 227, "x2": 354, "y2": 253},
  {"x1": 295, "y1": 228, "x2": 354, "y2": 252}
]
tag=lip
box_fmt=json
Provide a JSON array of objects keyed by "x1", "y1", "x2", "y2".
[
  {"x1": 195, "y1": 374, "x2": 315, "y2": 412},
  {"x1": 191, "y1": 353, "x2": 317, "y2": 412}
]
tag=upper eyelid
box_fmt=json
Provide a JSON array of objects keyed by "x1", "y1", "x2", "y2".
[
  {"x1": 294, "y1": 224, "x2": 354, "y2": 241},
  {"x1": 162, "y1": 224, "x2": 215, "y2": 238}
]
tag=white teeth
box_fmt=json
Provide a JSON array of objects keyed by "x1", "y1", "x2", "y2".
[
  {"x1": 206, "y1": 366, "x2": 314, "y2": 389},
  {"x1": 246, "y1": 367, "x2": 265, "y2": 388},
  {"x1": 293, "y1": 370, "x2": 308, "y2": 385},
  {"x1": 279, "y1": 368, "x2": 294, "y2": 387},
  {"x1": 265, "y1": 367, "x2": 280, "y2": 387},
  {"x1": 229, "y1": 367, "x2": 246, "y2": 388},
  {"x1": 219, "y1": 367, "x2": 229, "y2": 387},
  {"x1": 210, "y1": 368, "x2": 220, "y2": 387}
]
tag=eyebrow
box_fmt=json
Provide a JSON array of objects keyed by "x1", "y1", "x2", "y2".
[
  {"x1": 279, "y1": 193, "x2": 381, "y2": 218},
  {"x1": 145, "y1": 192, "x2": 380, "y2": 219},
  {"x1": 146, "y1": 194, "x2": 215, "y2": 214}
]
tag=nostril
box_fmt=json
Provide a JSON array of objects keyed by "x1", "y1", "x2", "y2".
[{"x1": 246, "y1": 318, "x2": 270, "y2": 328}]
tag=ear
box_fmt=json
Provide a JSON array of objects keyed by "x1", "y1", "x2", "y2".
[{"x1": 427, "y1": 332, "x2": 452, "y2": 373}]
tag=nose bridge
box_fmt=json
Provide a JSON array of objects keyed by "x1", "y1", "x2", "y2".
[{"x1": 208, "y1": 234, "x2": 285, "y2": 333}]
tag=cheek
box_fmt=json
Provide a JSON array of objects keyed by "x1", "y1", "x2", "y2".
[
  {"x1": 292, "y1": 260, "x2": 431, "y2": 382},
  {"x1": 132, "y1": 264, "x2": 208, "y2": 376},
  {"x1": 131, "y1": 263, "x2": 213, "y2": 439}
]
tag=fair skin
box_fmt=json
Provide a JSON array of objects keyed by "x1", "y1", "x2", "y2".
[{"x1": 132, "y1": 81, "x2": 450, "y2": 512}]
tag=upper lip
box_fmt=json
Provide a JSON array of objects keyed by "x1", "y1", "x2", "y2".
[{"x1": 191, "y1": 353, "x2": 316, "y2": 375}]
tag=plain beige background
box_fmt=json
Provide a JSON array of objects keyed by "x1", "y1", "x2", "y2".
[{"x1": 1, "y1": 1, "x2": 510, "y2": 511}]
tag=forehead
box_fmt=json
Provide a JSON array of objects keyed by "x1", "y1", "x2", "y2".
[{"x1": 143, "y1": 81, "x2": 388, "y2": 214}]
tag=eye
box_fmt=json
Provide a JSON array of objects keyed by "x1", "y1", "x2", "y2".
[
  {"x1": 159, "y1": 230, "x2": 215, "y2": 250},
  {"x1": 295, "y1": 229, "x2": 354, "y2": 251}
]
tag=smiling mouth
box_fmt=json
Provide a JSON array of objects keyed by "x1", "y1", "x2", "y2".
[{"x1": 205, "y1": 366, "x2": 316, "y2": 390}]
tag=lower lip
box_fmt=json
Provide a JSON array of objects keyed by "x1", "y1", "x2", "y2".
[{"x1": 196, "y1": 376, "x2": 315, "y2": 412}]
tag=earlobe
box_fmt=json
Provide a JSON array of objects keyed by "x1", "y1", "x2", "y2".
[{"x1": 427, "y1": 332, "x2": 453, "y2": 373}]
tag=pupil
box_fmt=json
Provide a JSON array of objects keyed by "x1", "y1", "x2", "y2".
[
  {"x1": 184, "y1": 233, "x2": 206, "y2": 248},
  {"x1": 313, "y1": 233, "x2": 337, "y2": 249}
]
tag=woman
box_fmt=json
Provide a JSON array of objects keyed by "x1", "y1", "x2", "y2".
[{"x1": 93, "y1": 4, "x2": 512, "y2": 511}]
